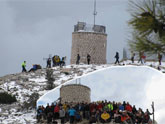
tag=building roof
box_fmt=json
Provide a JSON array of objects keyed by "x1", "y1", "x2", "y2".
[{"x1": 74, "y1": 22, "x2": 106, "y2": 34}]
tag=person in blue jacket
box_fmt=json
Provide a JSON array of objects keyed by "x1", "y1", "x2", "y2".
[{"x1": 68, "y1": 106, "x2": 76, "y2": 123}]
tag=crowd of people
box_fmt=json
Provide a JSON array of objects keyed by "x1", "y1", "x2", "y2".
[
  {"x1": 21, "y1": 53, "x2": 92, "y2": 73},
  {"x1": 21, "y1": 51, "x2": 163, "y2": 72},
  {"x1": 37, "y1": 100, "x2": 153, "y2": 124},
  {"x1": 47, "y1": 55, "x2": 66, "y2": 68},
  {"x1": 21, "y1": 55, "x2": 66, "y2": 72}
]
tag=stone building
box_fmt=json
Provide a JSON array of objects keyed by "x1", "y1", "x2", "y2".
[
  {"x1": 70, "y1": 22, "x2": 107, "y2": 64},
  {"x1": 60, "y1": 84, "x2": 91, "y2": 104}
]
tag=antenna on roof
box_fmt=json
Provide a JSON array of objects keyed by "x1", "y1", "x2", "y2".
[{"x1": 93, "y1": 0, "x2": 97, "y2": 26}]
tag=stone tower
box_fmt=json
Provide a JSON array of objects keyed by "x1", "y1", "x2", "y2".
[
  {"x1": 70, "y1": 22, "x2": 107, "y2": 64},
  {"x1": 60, "y1": 84, "x2": 91, "y2": 104}
]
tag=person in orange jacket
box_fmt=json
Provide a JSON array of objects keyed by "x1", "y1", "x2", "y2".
[{"x1": 121, "y1": 111, "x2": 131, "y2": 122}]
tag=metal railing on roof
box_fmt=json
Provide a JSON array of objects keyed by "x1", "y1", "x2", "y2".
[{"x1": 74, "y1": 22, "x2": 106, "y2": 34}]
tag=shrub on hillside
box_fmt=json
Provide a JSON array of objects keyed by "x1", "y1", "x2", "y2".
[
  {"x1": 46, "y1": 69, "x2": 55, "y2": 90},
  {"x1": 0, "y1": 92, "x2": 17, "y2": 104},
  {"x1": 23, "y1": 92, "x2": 39, "y2": 110}
]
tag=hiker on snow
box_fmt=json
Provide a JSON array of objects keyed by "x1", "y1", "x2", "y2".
[
  {"x1": 61, "y1": 56, "x2": 66, "y2": 67},
  {"x1": 114, "y1": 52, "x2": 119, "y2": 64},
  {"x1": 47, "y1": 58, "x2": 51, "y2": 68},
  {"x1": 158, "y1": 53, "x2": 162, "y2": 65},
  {"x1": 87, "y1": 54, "x2": 91, "y2": 65},
  {"x1": 131, "y1": 52, "x2": 135, "y2": 63},
  {"x1": 76, "y1": 54, "x2": 80, "y2": 65},
  {"x1": 22, "y1": 61, "x2": 27, "y2": 72},
  {"x1": 138, "y1": 51, "x2": 143, "y2": 64}
]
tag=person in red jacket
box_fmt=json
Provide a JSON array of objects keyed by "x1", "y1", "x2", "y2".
[
  {"x1": 97, "y1": 102, "x2": 103, "y2": 111},
  {"x1": 90, "y1": 103, "x2": 96, "y2": 115},
  {"x1": 54, "y1": 104, "x2": 60, "y2": 120},
  {"x1": 125, "y1": 102, "x2": 133, "y2": 112},
  {"x1": 121, "y1": 111, "x2": 131, "y2": 123}
]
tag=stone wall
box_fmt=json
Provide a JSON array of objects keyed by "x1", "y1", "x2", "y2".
[
  {"x1": 60, "y1": 84, "x2": 91, "y2": 104},
  {"x1": 70, "y1": 32, "x2": 107, "y2": 64}
]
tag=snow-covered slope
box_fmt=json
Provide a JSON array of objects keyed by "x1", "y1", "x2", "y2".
[
  {"x1": 0, "y1": 61, "x2": 165, "y2": 124},
  {"x1": 0, "y1": 64, "x2": 110, "y2": 123},
  {"x1": 37, "y1": 65, "x2": 165, "y2": 124}
]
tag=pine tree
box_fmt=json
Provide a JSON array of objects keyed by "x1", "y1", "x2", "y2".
[
  {"x1": 46, "y1": 69, "x2": 55, "y2": 90},
  {"x1": 128, "y1": 0, "x2": 165, "y2": 55}
]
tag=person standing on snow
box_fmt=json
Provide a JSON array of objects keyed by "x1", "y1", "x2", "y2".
[
  {"x1": 47, "y1": 58, "x2": 51, "y2": 68},
  {"x1": 138, "y1": 51, "x2": 143, "y2": 64},
  {"x1": 87, "y1": 54, "x2": 91, "y2": 65},
  {"x1": 114, "y1": 52, "x2": 119, "y2": 64},
  {"x1": 131, "y1": 52, "x2": 135, "y2": 63},
  {"x1": 141, "y1": 53, "x2": 146, "y2": 63},
  {"x1": 158, "y1": 53, "x2": 162, "y2": 65},
  {"x1": 22, "y1": 61, "x2": 27, "y2": 72},
  {"x1": 76, "y1": 54, "x2": 80, "y2": 65}
]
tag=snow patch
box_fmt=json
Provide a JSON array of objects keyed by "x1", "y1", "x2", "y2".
[{"x1": 29, "y1": 76, "x2": 46, "y2": 82}]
